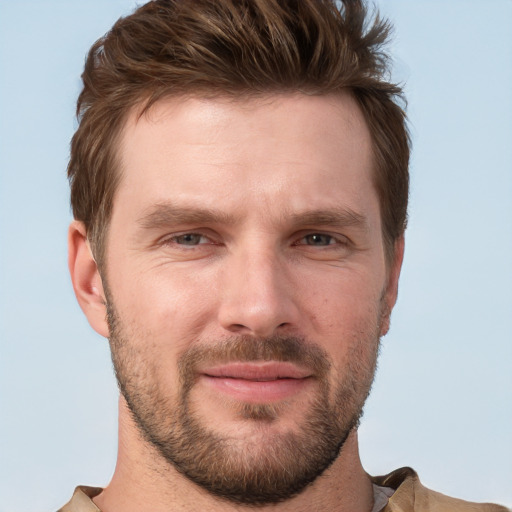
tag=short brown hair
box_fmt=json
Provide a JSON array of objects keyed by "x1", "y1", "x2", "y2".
[{"x1": 69, "y1": 0, "x2": 409, "y2": 266}]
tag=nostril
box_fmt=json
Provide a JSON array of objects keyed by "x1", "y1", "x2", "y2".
[{"x1": 228, "y1": 323, "x2": 248, "y2": 332}]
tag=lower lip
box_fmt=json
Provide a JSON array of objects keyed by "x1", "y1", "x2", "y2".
[{"x1": 201, "y1": 375, "x2": 310, "y2": 403}]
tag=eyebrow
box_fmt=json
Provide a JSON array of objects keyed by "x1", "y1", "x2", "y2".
[
  {"x1": 137, "y1": 203, "x2": 236, "y2": 230},
  {"x1": 287, "y1": 208, "x2": 369, "y2": 231},
  {"x1": 136, "y1": 202, "x2": 369, "y2": 231}
]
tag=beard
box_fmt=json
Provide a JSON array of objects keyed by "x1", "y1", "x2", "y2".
[{"x1": 106, "y1": 298, "x2": 381, "y2": 506}]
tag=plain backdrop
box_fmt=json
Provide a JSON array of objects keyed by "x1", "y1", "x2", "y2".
[{"x1": 0, "y1": 1, "x2": 511, "y2": 510}]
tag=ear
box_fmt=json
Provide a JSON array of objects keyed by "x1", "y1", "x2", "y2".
[
  {"x1": 68, "y1": 220, "x2": 110, "y2": 338},
  {"x1": 380, "y1": 235, "x2": 405, "y2": 336}
]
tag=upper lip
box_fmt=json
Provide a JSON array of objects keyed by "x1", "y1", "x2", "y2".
[{"x1": 202, "y1": 362, "x2": 312, "y2": 381}]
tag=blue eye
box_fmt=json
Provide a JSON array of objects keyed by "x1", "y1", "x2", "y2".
[{"x1": 302, "y1": 234, "x2": 335, "y2": 246}]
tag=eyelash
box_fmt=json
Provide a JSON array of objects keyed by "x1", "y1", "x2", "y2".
[
  {"x1": 295, "y1": 233, "x2": 345, "y2": 247},
  {"x1": 160, "y1": 231, "x2": 348, "y2": 249},
  {"x1": 161, "y1": 232, "x2": 215, "y2": 247}
]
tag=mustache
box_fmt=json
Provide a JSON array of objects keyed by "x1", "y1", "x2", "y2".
[{"x1": 178, "y1": 335, "x2": 331, "y2": 387}]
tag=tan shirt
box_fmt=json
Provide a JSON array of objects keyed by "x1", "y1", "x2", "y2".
[{"x1": 58, "y1": 467, "x2": 510, "y2": 512}]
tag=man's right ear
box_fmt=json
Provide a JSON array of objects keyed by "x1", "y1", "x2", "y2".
[{"x1": 68, "y1": 220, "x2": 109, "y2": 338}]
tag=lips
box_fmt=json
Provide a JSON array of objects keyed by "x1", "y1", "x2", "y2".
[
  {"x1": 204, "y1": 361, "x2": 311, "y2": 380},
  {"x1": 200, "y1": 362, "x2": 313, "y2": 403}
]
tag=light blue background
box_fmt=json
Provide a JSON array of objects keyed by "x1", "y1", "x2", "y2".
[{"x1": 0, "y1": 1, "x2": 511, "y2": 510}]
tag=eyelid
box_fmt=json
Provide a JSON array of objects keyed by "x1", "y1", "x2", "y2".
[
  {"x1": 293, "y1": 230, "x2": 350, "y2": 246},
  {"x1": 154, "y1": 229, "x2": 350, "y2": 249},
  {"x1": 159, "y1": 230, "x2": 216, "y2": 247}
]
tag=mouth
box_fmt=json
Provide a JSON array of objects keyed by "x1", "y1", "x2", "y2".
[{"x1": 200, "y1": 362, "x2": 313, "y2": 403}]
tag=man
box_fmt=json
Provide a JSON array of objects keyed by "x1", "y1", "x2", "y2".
[{"x1": 60, "y1": 0, "x2": 508, "y2": 511}]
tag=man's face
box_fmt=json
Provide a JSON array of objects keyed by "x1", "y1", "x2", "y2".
[{"x1": 101, "y1": 93, "x2": 401, "y2": 504}]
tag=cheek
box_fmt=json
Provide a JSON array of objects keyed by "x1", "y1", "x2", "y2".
[
  {"x1": 107, "y1": 247, "x2": 386, "y2": 353},
  {"x1": 109, "y1": 262, "x2": 218, "y2": 346},
  {"x1": 301, "y1": 268, "x2": 384, "y2": 333},
  {"x1": 299, "y1": 272, "x2": 383, "y2": 386}
]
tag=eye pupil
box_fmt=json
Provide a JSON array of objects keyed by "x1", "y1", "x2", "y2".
[
  {"x1": 177, "y1": 234, "x2": 201, "y2": 245},
  {"x1": 306, "y1": 234, "x2": 331, "y2": 245}
]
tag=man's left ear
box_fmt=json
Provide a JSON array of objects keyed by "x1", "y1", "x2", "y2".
[
  {"x1": 380, "y1": 235, "x2": 405, "y2": 336},
  {"x1": 68, "y1": 220, "x2": 110, "y2": 338}
]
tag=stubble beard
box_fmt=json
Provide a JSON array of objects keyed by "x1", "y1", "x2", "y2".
[{"x1": 106, "y1": 299, "x2": 381, "y2": 506}]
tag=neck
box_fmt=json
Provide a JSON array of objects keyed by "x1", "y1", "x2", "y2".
[{"x1": 94, "y1": 397, "x2": 374, "y2": 512}]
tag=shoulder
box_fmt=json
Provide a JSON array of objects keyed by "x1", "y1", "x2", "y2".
[{"x1": 372, "y1": 467, "x2": 510, "y2": 512}]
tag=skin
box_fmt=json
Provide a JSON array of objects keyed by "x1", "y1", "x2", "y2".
[{"x1": 69, "y1": 92, "x2": 404, "y2": 511}]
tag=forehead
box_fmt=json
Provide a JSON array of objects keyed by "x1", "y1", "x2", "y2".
[{"x1": 113, "y1": 93, "x2": 377, "y2": 228}]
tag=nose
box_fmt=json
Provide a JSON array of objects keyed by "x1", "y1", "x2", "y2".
[{"x1": 218, "y1": 248, "x2": 301, "y2": 337}]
